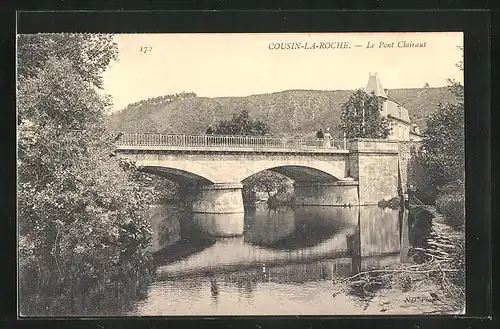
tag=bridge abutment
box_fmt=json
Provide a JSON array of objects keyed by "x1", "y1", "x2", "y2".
[
  {"x1": 347, "y1": 139, "x2": 400, "y2": 205},
  {"x1": 293, "y1": 180, "x2": 359, "y2": 206},
  {"x1": 192, "y1": 182, "x2": 245, "y2": 237}
]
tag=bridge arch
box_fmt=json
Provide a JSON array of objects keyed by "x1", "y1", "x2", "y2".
[
  {"x1": 131, "y1": 155, "x2": 347, "y2": 185},
  {"x1": 239, "y1": 164, "x2": 344, "y2": 183},
  {"x1": 138, "y1": 165, "x2": 214, "y2": 185}
]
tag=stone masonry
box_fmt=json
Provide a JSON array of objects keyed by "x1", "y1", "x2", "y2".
[{"x1": 117, "y1": 139, "x2": 404, "y2": 235}]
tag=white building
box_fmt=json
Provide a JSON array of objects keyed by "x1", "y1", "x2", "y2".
[{"x1": 365, "y1": 73, "x2": 423, "y2": 141}]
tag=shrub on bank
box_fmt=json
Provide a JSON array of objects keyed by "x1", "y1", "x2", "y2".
[
  {"x1": 435, "y1": 185, "x2": 465, "y2": 229},
  {"x1": 242, "y1": 188, "x2": 257, "y2": 204},
  {"x1": 17, "y1": 35, "x2": 158, "y2": 316},
  {"x1": 414, "y1": 185, "x2": 439, "y2": 205},
  {"x1": 18, "y1": 155, "x2": 157, "y2": 316},
  {"x1": 267, "y1": 191, "x2": 295, "y2": 209},
  {"x1": 378, "y1": 196, "x2": 402, "y2": 210}
]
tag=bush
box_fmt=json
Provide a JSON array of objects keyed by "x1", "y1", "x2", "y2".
[
  {"x1": 378, "y1": 196, "x2": 402, "y2": 210},
  {"x1": 435, "y1": 185, "x2": 465, "y2": 229},
  {"x1": 267, "y1": 191, "x2": 295, "y2": 209},
  {"x1": 17, "y1": 34, "x2": 157, "y2": 316},
  {"x1": 414, "y1": 185, "x2": 438, "y2": 205},
  {"x1": 242, "y1": 188, "x2": 257, "y2": 204},
  {"x1": 422, "y1": 101, "x2": 464, "y2": 189}
]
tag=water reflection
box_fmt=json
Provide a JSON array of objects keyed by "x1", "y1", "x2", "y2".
[
  {"x1": 243, "y1": 205, "x2": 359, "y2": 250},
  {"x1": 138, "y1": 204, "x2": 421, "y2": 315},
  {"x1": 360, "y1": 207, "x2": 401, "y2": 256},
  {"x1": 193, "y1": 212, "x2": 245, "y2": 237},
  {"x1": 151, "y1": 205, "x2": 216, "y2": 264},
  {"x1": 153, "y1": 205, "x2": 408, "y2": 275},
  {"x1": 210, "y1": 276, "x2": 219, "y2": 306},
  {"x1": 148, "y1": 204, "x2": 182, "y2": 253},
  {"x1": 243, "y1": 205, "x2": 296, "y2": 246}
]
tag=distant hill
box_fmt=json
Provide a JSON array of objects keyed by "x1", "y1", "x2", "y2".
[{"x1": 107, "y1": 87, "x2": 458, "y2": 138}]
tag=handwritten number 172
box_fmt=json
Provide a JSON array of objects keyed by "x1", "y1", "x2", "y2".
[{"x1": 140, "y1": 46, "x2": 152, "y2": 53}]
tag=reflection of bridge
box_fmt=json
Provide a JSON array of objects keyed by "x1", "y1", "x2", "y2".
[
  {"x1": 116, "y1": 133, "x2": 402, "y2": 236},
  {"x1": 154, "y1": 205, "x2": 410, "y2": 280}
]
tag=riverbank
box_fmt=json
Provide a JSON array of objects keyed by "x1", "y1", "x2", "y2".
[{"x1": 334, "y1": 205, "x2": 465, "y2": 315}]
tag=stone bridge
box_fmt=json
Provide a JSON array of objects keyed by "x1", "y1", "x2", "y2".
[{"x1": 115, "y1": 133, "x2": 402, "y2": 236}]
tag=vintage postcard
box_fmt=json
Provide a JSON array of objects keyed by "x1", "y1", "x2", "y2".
[{"x1": 17, "y1": 32, "x2": 465, "y2": 316}]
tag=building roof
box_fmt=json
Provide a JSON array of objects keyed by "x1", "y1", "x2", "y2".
[
  {"x1": 364, "y1": 74, "x2": 412, "y2": 125},
  {"x1": 365, "y1": 73, "x2": 388, "y2": 98},
  {"x1": 386, "y1": 98, "x2": 411, "y2": 124}
]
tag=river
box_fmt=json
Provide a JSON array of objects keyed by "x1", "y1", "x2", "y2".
[{"x1": 124, "y1": 203, "x2": 431, "y2": 316}]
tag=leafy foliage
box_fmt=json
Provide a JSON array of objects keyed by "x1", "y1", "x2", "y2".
[
  {"x1": 435, "y1": 185, "x2": 465, "y2": 229},
  {"x1": 17, "y1": 33, "x2": 118, "y2": 90},
  {"x1": 422, "y1": 45, "x2": 464, "y2": 189},
  {"x1": 243, "y1": 171, "x2": 295, "y2": 208},
  {"x1": 17, "y1": 34, "x2": 156, "y2": 315},
  {"x1": 339, "y1": 89, "x2": 391, "y2": 139},
  {"x1": 421, "y1": 102, "x2": 464, "y2": 187},
  {"x1": 421, "y1": 45, "x2": 464, "y2": 226},
  {"x1": 212, "y1": 109, "x2": 271, "y2": 136},
  {"x1": 242, "y1": 171, "x2": 292, "y2": 198},
  {"x1": 446, "y1": 79, "x2": 464, "y2": 100}
]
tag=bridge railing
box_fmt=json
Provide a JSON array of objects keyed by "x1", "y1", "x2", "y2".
[{"x1": 115, "y1": 132, "x2": 347, "y2": 150}]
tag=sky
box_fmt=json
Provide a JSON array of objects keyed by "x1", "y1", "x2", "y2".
[{"x1": 102, "y1": 32, "x2": 463, "y2": 112}]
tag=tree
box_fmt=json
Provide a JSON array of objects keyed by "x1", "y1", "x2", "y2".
[
  {"x1": 421, "y1": 45, "x2": 464, "y2": 227},
  {"x1": 17, "y1": 34, "x2": 156, "y2": 315},
  {"x1": 421, "y1": 102, "x2": 464, "y2": 187},
  {"x1": 17, "y1": 33, "x2": 118, "y2": 89},
  {"x1": 339, "y1": 89, "x2": 390, "y2": 139},
  {"x1": 422, "y1": 45, "x2": 464, "y2": 188},
  {"x1": 242, "y1": 171, "x2": 294, "y2": 208},
  {"x1": 213, "y1": 109, "x2": 271, "y2": 136},
  {"x1": 243, "y1": 171, "x2": 291, "y2": 198},
  {"x1": 445, "y1": 45, "x2": 464, "y2": 100}
]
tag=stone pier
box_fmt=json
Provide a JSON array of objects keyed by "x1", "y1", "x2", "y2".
[
  {"x1": 192, "y1": 182, "x2": 245, "y2": 236},
  {"x1": 293, "y1": 180, "x2": 359, "y2": 206}
]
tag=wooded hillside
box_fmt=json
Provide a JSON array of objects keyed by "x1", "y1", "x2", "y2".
[{"x1": 107, "y1": 87, "x2": 457, "y2": 138}]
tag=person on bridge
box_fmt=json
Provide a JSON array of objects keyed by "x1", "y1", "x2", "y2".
[
  {"x1": 206, "y1": 125, "x2": 215, "y2": 135},
  {"x1": 316, "y1": 128, "x2": 324, "y2": 147},
  {"x1": 323, "y1": 127, "x2": 333, "y2": 147}
]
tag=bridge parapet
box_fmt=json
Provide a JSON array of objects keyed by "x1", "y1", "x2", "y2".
[
  {"x1": 115, "y1": 132, "x2": 348, "y2": 153},
  {"x1": 347, "y1": 138, "x2": 399, "y2": 154}
]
